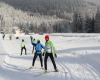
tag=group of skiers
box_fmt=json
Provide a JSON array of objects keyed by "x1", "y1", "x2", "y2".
[
  {"x1": 21, "y1": 35, "x2": 59, "y2": 73},
  {"x1": 2, "y1": 34, "x2": 12, "y2": 40},
  {"x1": 1, "y1": 33, "x2": 58, "y2": 73}
]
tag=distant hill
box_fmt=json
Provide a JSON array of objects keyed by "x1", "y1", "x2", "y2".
[
  {"x1": 0, "y1": 0, "x2": 98, "y2": 20},
  {"x1": 0, "y1": 0, "x2": 99, "y2": 33}
]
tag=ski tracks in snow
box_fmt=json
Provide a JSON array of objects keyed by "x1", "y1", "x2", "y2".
[
  {"x1": 82, "y1": 64, "x2": 100, "y2": 80},
  {"x1": 56, "y1": 57, "x2": 100, "y2": 80},
  {"x1": 1, "y1": 34, "x2": 100, "y2": 80},
  {"x1": 57, "y1": 61, "x2": 72, "y2": 80},
  {"x1": 8, "y1": 37, "x2": 100, "y2": 80}
]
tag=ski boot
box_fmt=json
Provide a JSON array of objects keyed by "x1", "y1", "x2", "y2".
[
  {"x1": 55, "y1": 69, "x2": 59, "y2": 72},
  {"x1": 43, "y1": 70, "x2": 47, "y2": 74},
  {"x1": 29, "y1": 66, "x2": 35, "y2": 69}
]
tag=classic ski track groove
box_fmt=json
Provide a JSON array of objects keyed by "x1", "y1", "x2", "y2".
[
  {"x1": 57, "y1": 54, "x2": 100, "y2": 80},
  {"x1": 63, "y1": 60, "x2": 100, "y2": 80},
  {"x1": 85, "y1": 64, "x2": 100, "y2": 79},
  {"x1": 56, "y1": 62, "x2": 66, "y2": 80},
  {"x1": 57, "y1": 61, "x2": 71, "y2": 80},
  {"x1": 77, "y1": 55, "x2": 100, "y2": 80},
  {"x1": 59, "y1": 62, "x2": 74, "y2": 80},
  {"x1": 62, "y1": 62, "x2": 75, "y2": 80},
  {"x1": 81, "y1": 64, "x2": 100, "y2": 80}
]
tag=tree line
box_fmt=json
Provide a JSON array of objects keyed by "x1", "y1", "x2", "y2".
[
  {"x1": 0, "y1": 0, "x2": 89, "y2": 20},
  {"x1": 72, "y1": 8, "x2": 100, "y2": 33},
  {"x1": 20, "y1": 8, "x2": 100, "y2": 33}
]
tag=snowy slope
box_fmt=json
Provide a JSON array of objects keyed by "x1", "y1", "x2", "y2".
[{"x1": 0, "y1": 33, "x2": 100, "y2": 80}]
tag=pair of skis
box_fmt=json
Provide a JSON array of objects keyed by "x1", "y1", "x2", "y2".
[
  {"x1": 23, "y1": 67, "x2": 44, "y2": 71},
  {"x1": 23, "y1": 67, "x2": 68, "y2": 77},
  {"x1": 23, "y1": 67, "x2": 37, "y2": 71},
  {"x1": 34, "y1": 71, "x2": 68, "y2": 77},
  {"x1": 34, "y1": 70, "x2": 68, "y2": 77}
]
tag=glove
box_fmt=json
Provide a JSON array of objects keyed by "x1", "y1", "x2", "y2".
[
  {"x1": 30, "y1": 36, "x2": 32, "y2": 39},
  {"x1": 30, "y1": 36, "x2": 33, "y2": 40},
  {"x1": 55, "y1": 54, "x2": 57, "y2": 58},
  {"x1": 42, "y1": 53, "x2": 44, "y2": 56}
]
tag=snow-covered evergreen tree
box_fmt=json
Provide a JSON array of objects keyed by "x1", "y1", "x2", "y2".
[
  {"x1": 72, "y1": 12, "x2": 83, "y2": 32},
  {"x1": 94, "y1": 7, "x2": 100, "y2": 33},
  {"x1": 84, "y1": 14, "x2": 92, "y2": 33}
]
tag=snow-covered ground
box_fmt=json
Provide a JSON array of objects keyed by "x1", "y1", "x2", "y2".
[{"x1": 0, "y1": 33, "x2": 100, "y2": 80}]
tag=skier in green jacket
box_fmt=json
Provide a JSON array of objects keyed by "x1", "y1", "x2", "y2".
[
  {"x1": 32, "y1": 38, "x2": 36, "y2": 53},
  {"x1": 43, "y1": 35, "x2": 58, "y2": 73},
  {"x1": 21, "y1": 39, "x2": 27, "y2": 56},
  {"x1": 2, "y1": 34, "x2": 5, "y2": 40}
]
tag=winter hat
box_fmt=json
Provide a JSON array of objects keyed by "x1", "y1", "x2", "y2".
[
  {"x1": 45, "y1": 35, "x2": 49, "y2": 40},
  {"x1": 37, "y1": 38, "x2": 41, "y2": 42},
  {"x1": 22, "y1": 39, "x2": 24, "y2": 42}
]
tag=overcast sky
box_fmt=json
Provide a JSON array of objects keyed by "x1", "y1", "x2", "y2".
[{"x1": 84, "y1": 0, "x2": 100, "y2": 5}]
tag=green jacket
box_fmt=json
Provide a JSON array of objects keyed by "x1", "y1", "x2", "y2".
[
  {"x1": 33, "y1": 40, "x2": 36, "y2": 43},
  {"x1": 44, "y1": 41, "x2": 56, "y2": 54},
  {"x1": 32, "y1": 40, "x2": 36, "y2": 46},
  {"x1": 2, "y1": 34, "x2": 5, "y2": 37},
  {"x1": 21, "y1": 42, "x2": 25, "y2": 48}
]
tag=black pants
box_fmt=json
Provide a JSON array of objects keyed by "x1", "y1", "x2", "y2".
[
  {"x1": 44, "y1": 53, "x2": 57, "y2": 70},
  {"x1": 32, "y1": 46, "x2": 35, "y2": 53},
  {"x1": 3, "y1": 37, "x2": 4, "y2": 40},
  {"x1": 32, "y1": 52, "x2": 43, "y2": 67},
  {"x1": 21, "y1": 47, "x2": 27, "y2": 55}
]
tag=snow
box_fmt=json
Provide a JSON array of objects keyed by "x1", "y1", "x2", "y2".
[{"x1": 0, "y1": 33, "x2": 100, "y2": 80}]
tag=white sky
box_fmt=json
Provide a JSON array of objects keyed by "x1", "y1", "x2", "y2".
[{"x1": 84, "y1": 0, "x2": 100, "y2": 5}]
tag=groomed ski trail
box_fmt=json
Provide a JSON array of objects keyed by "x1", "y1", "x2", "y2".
[{"x1": 0, "y1": 34, "x2": 100, "y2": 80}]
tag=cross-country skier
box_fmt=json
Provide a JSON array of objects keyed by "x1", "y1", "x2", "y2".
[
  {"x1": 32, "y1": 38, "x2": 36, "y2": 53},
  {"x1": 30, "y1": 36, "x2": 45, "y2": 69},
  {"x1": 21, "y1": 39, "x2": 27, "y2": 56},
  {"x1": 43, "y1": 35, "x2": 58, "y2": 73},
  {"x1": 9, "y1": 34, "x2": 12, "y2": 40},
  {"x1": 2, "y1": 33, "x2": 5, "y2": 40}
]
